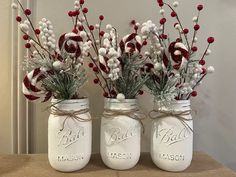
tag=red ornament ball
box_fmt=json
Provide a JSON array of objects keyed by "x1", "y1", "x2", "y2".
[
  {"x1": 171, "y1": 11, "x2": 177, "y2": 17},
  {"x1": 99, "y1": 31, "x2": 105, "y2": 37},
  {"x1": 23, "y1": 34, "x2": 29, "y2": 40},
  {"x1": 199, "y1": 59, "x2": 206, "y2": 65},
  {"x1": 191, "y1": 46, "x2": 198, "y2": 52},
  {"x1": 103, "y1": 92, "x2": 108, "y2": 98},
  {"x1": 88, "y1": 63, "x2": 94, "y2": 68},
  {"x1": 82, "y1": 8, "x2": 88, "y2": 13},
  {"x1": 176, "y1": 38, "x2": 182, "y2": 42},
  {"x1": 139, "y1": 90, "x2": 144, "y2": 95},
  {"x1": 25, "y1": 43, "x2": 31, "y2": 48},
  {"x1": 99, "y1": 15, "x2": 104, "y2": 21},
  {"x1": 68, "y1": 11, "x2": 73, "y2": 17},
  {"x1": 197, "y1": 4, "x2": 204, "y2": 11},
  {"x1": 93, "y1": 67, "x2": 99, "y2": 73},
  {"x1": 160, "y1": 18, "x2": 166, "y2": 25},
  {"x1": 131, "y1": 20, "x2": 136, "y2": 25},
  {"x1": 34, "y1": 29, "x2": 41, "y2": 35},
  {"x1": 93, "y1": 78, "x2": 99, "y2": 84},
  {"x1": 79, "y1": 26, "x2": 84, "y2": 31},
  {"x1": 16, "y1": 16, "x2": 22, "y2": 22},
  {"x1": 161, "y1": 34, "x2": 167, "y2": 39},
  {"x1": 89, "y1": 25, "x2": 94, "y2": 31},
  {"x1": 72, "y1": 28, "x2": 78, "y2": 34},
  {"x1": 194, "y1": 24, "x2": 200, "y2": 31},
  {"x1": 183, "y1": 28, "x2": 189, "y2": 34},
  {"x1": 201, "y1": 68, "x2": 207, "y2": 74},
  {"x1": 111, "y1": 90, "x2": 117, "y2": 96},
  {"x1": 80, "y1": 0, "x2": 85, "y2": 5},
  {"x1": 191, "y1": 91, "x2": 198, "y2": 97},
  {"x1": 73, "y1": 10, "x2": 80, "y2": 16},
  {"x1": 24, "y1": 9, "x2": 31, "y2": 15},
  {"x1": 142, "y1": 40, "x2": 147, "y2": 46},
  {"x1": 207, "y1": 37, "x2": 215, "y2": 43},
  {"x1": 157, "y1": 0, "x2": 164, "y2": 7}
]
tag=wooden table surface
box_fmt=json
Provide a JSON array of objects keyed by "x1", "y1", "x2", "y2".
[{"x1": 0, "y1": 152, "x2": 235, "y2": 177}]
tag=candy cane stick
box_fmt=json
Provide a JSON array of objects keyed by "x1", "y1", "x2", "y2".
[{"x1": 22, "y1": 68, "x2": 52, "y2": 102}]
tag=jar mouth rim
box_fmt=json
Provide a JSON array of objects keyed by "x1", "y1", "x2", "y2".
[
  {"x1": 174, "y1": 100, "x2": 190, "y2": 104},
  {"x1": 51, "y1": 98, "x2": 88, "y2": 103},
  {"x1": 104, "y1": 98, "x2": 137, "y2": 103}
]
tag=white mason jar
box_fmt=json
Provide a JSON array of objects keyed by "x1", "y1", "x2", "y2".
[
  {"x1": 100, "y1": 99, "x2": 141, "y2": 170},
  {"x1": 150, "y1": 100, "x2": 193, "y2": 172},
  {"x1": 48, "y1": 98, "x2": 92, "y2": 172}
]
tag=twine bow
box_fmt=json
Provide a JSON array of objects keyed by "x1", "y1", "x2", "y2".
[
  {"x1": 103, "y1": 109, "x2": 146, "y2": 133},
  {"x1": 149, "y1": 109, "x2": 193, "y2": 132},
  {"x1": 51, "y1": 106, "x2": 91, "y2": 131}
]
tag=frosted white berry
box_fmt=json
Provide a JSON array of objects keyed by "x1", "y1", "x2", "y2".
[
  {"x1": 99, "y1": 48, "x2": 107, "y2": 56},
  {"x1": 192, "y1": 16, "x2": 198, "y2": 23},
  {"x1": 160, "y1": 9, "x2": 165, "y2": 15},
  {"x1": 106, "y1": 24, "x2": 113, "y2": 31},
  {"x1": 80, "y1": 31, "x2": 87, "y2": 38},
  {"x1": 154, "y1": 63, "x2": 162, "y2": 71},
  {"x1": 116, "y1": 93, "x2": 125, "y2": 102},
  {"x1": 19, "y1": 24, "x2": 29, "y2": 32},
  {"x1": 53, "y1": 61, "x2": 64, "y2": 70},
  {"x1": 173, "y1": 1, "x2": 179, "y2": 7},
  {"x1": 205, "y1": 49, "x2": 212, "y2": 56},
  {"x1": 11, "y1": 3, "x2": 18, "y2": 9},
  {"x1": 207, "y1": 66, "x2": 215, "y2": 73}
]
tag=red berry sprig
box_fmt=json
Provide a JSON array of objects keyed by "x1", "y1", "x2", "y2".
[
  {"x1": 94, "y1": 78, "x2": 99, "y2": 84},
  {"x1": 99, "y1": 15, "x2": 104, "y2": 21},
  {"x1": 16, "y1": 16, "x2": 22, "y2": 22},
  {"x1": 25, "y1": 43, "x2": 31, "y2": 48},
  {"x1": 160, "y1": 18, "x2": 166, "y2": 25},
  {"x1": 194, "y1": 24, "x2": 200, "y2": 31},
  {"x1": 191, "y1": 91, "x2": 198, "y2": 97},
  {"x1": 197, "y1": 4, "x2": 204, "y2": 11},
  {"x1": 23, "y1": 34, "x2": 29, "y2": 40},
  {"x1": 24, "y1": 9, "x2": 31, "y2": 16},
  {"x1": 80, "y1": 0, "x2": 85, "y2": 5},
  {"x1": 207, "y1": 37, "x2": 215, "y2": 44},
  {"x1": 34, "y1": 29, "x2": 41, "y2": 35},
  {"x1": 82, "y1": 7, "x2": 88, "y2": 13}
]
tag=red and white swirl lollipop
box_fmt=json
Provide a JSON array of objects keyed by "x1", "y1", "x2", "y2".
[
  {"x1": 22, "y1": 68, "x2": 52, "y2": 102},
  {"x1": 168, "y1": 42, "x2": 190, "y2": 70},
  {"x1": 119, "y1": 33, "x2": 142, "y2": 54}
]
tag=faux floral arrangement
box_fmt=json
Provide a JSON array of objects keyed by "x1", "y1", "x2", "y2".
[
  {"x1": 13, "y1": 0, "x2": 149, "y2": 102},
  {"x1": 139, "y1": 0, "x2": 215, "y2": 105},
  {"x1": 12, "y1": 0, "x2": 92, "y2": 102},
  {"x1": 65, "y1": 1, "x2": 150, "y2": 101}
]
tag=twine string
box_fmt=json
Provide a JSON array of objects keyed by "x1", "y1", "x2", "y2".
[
  {"x1": 149, "y1": 109, "x2": 193, "y2": 132},
  {"x1": 51, "y1": 105, "x2": 91, "y2": 131},
  {"x1": 103, "y1": 109, "x2": 146, "y2": 133}
]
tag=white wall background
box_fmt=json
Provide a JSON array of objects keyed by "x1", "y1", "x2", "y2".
[
  {"x1": 1, "y1": 0, "x2": 236, "y2": 172},
  {"x1": 0, "y1": 0, "x2": 12, "y2": 154}
]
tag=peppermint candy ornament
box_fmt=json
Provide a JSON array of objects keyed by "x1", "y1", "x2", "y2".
[
  {"x1": 58, "y1": 33, "x2": 83, "y2": 59},
  {"x1": 166, "y1": 42, "x2": 189, "y2": 70},
  {"x1": 119, "y1": 33, "x2": 142, "y2": 54},
  {"x1": 22, "y1": 68, "x2": 52, "y2": 102}
]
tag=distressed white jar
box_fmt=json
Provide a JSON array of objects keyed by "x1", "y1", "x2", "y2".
[
  {"x1": 48, "y1": 98, "x2": 92, "y2": 172},
  {"x1": 100, "y1": 99, "x2": 141, "y2": 170},
  {"x1": 150, "y1": 100, "x2": 193, "y2": 172}
]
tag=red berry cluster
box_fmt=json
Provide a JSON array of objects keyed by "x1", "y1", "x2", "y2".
[
  {"x1": 68, "y1": 10, "x2": 80, "y2": 17},
  {"x1": 157, "y1": 0, "x2": 164, "y2": 7}
]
